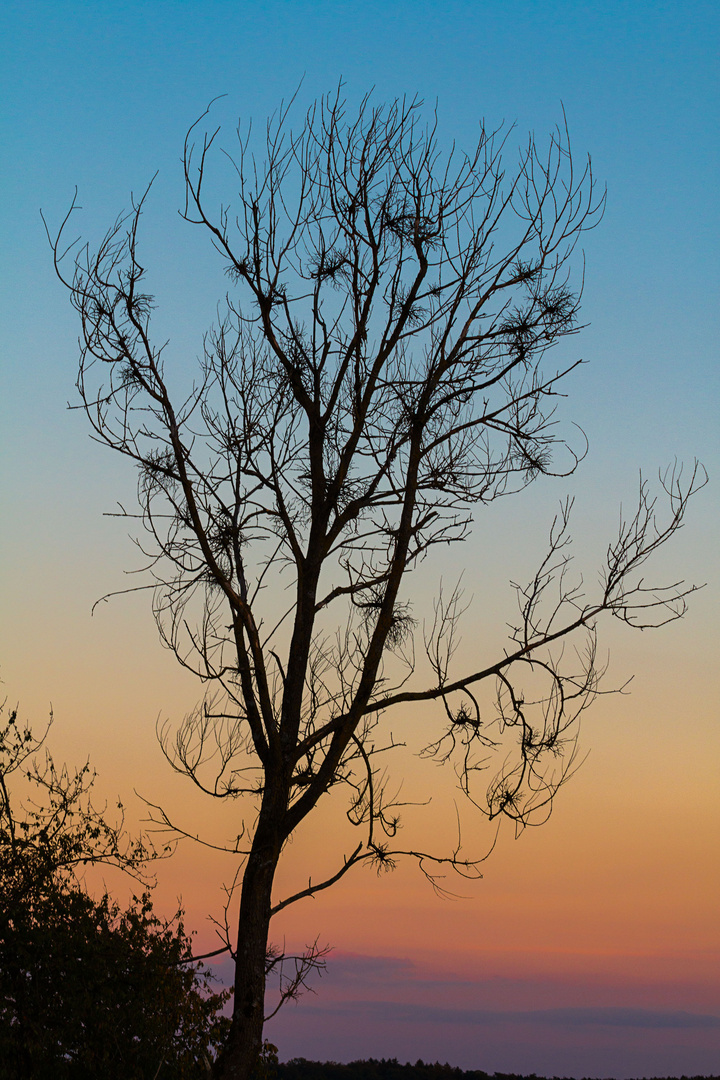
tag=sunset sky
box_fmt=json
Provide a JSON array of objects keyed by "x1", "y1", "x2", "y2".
[{"x1": 1, "y1": 2, "x2": 718, "y2": 1077}]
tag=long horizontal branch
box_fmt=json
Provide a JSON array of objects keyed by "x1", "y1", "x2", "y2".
[
  {"x1": 363, "y1": 605, "x2": 601, "y2": 716},
  {"x1": 270, "y1": 842, "x2": 363, "y2": 915}
]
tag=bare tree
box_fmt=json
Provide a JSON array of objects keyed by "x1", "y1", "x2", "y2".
[{"x1": 48, "y1": 90, "x2": 704, "y2": 1080}]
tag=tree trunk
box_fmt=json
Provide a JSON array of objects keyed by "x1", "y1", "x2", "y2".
[{"x1": 215, "y1": 800, "x2": 283, "y2": 1080}]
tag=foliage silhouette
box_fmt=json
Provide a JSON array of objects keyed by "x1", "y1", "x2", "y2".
[{"x1": 0, "y1": 702, "x2": 230, "y2": 1079}]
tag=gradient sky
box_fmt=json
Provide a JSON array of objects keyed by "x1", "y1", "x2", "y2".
[{"x1": 1, "y1": 2, "x2": 719, "y2": 1077}]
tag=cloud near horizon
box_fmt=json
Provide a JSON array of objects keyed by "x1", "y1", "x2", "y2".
[
  {"x1": 263, "y1": 953, "x2": 720, "y2": 1079},
  {"x1": 209, "y1": 948, "x2": 720, "y2": 1044},
  {"x1": 290, "y1": 999, "x2": 720, "y2": 1031}
]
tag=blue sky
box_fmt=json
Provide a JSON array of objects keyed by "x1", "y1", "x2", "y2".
[
  {"x1": 1, "y1": 3, "x2": 719, "y2": 1077},
  {"x1": 3, "y1": 0, "x2": 718, "y2": 513}
]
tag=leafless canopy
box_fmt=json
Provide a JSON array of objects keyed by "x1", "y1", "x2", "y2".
[{"x1": 48, "y1": 90, "x2": 703, "y2": 1079}]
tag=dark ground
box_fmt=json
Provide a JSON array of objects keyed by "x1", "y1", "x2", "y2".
[{"x1": 277, "y1": 1058, "x2": 719, "y2": 1080}]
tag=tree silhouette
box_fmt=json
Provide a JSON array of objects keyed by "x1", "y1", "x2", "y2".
[
  {"x1": 0, "y1": 702, "x2": 230, "y2": 1078},
  {"x1": 48, "y1": 90, "x2": 704, "y2": 1080}
]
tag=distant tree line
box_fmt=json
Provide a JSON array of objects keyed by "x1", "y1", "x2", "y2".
[
  {"x1": 276, "y1": 1059, "x2": 718, "y2": 1080},
  {"x1": 279, "y1": 1059, "x2": 504, "y2": 1080}
]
